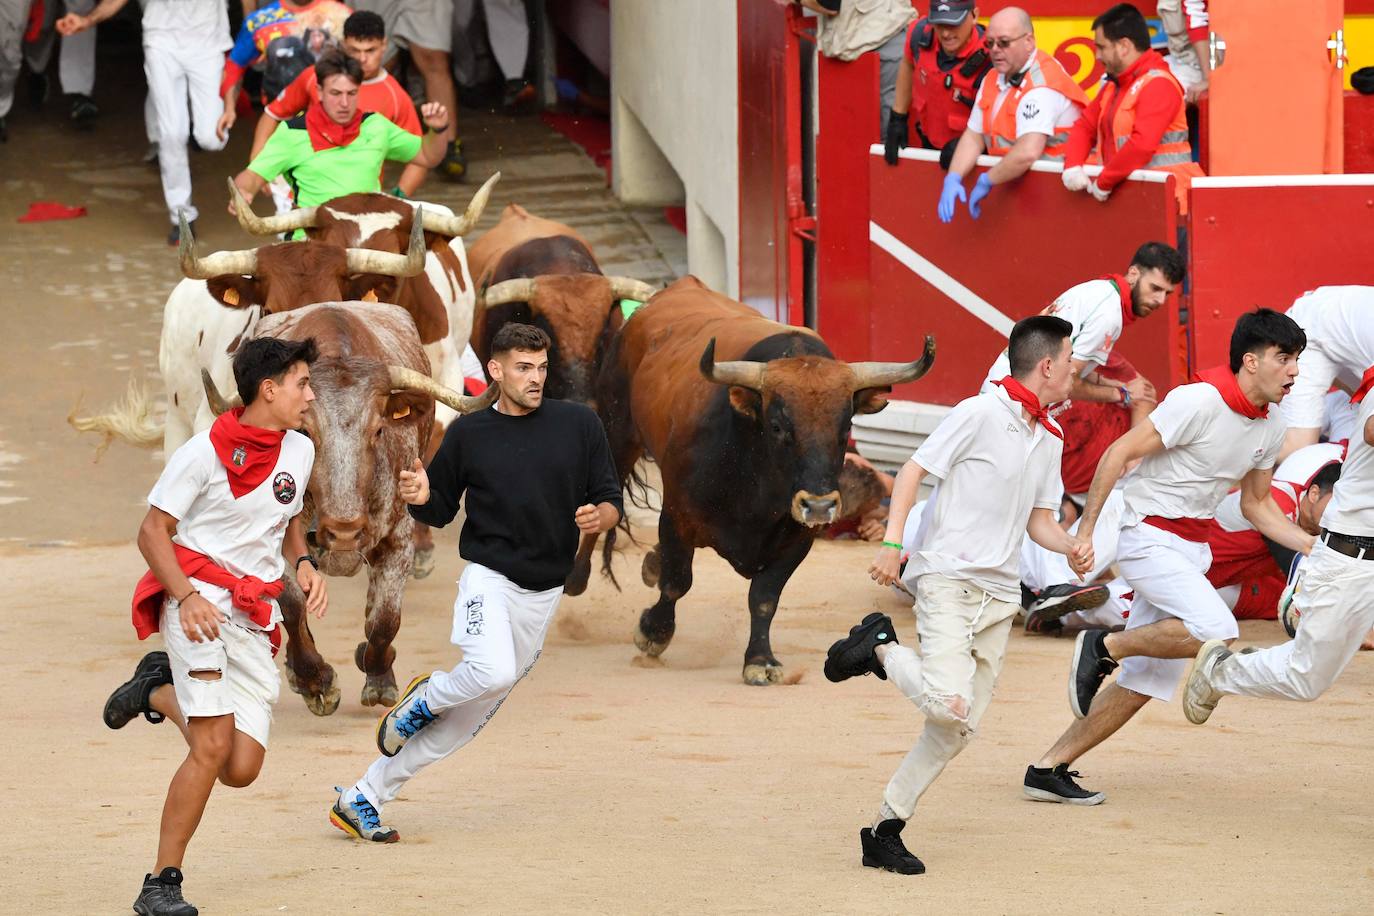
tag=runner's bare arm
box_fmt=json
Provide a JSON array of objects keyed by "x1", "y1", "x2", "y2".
[
  {"x1": 869, "y1": 459, "x2": 929, "y2": 586},
  {"x1": 282, "y1": 516, "x2": 328, "y2": 618},
  {"x1": 1238, "y1": 466, "x2": 1316, "y2": 556},
  {"x1": 1027, "y1": 507, "x2": 1094, "y2": 578},
  {"x1": 137, "y1": 506, "x2": 222, "y2": 642},
  {"x1": 1076, "y1": 418, "x2": 1166, "y2": 541}
]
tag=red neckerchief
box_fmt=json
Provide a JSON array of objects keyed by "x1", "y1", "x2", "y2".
[
  {"x1": 993, "y1": 376, "x2": 1063, "y2": 439},
  {"x1": 1102, "y1": 274, "x2": 1134, "y2": 327},
  {"x1": 1194, "y1": 365, "x2": 1268, "y2": 420},
  {"x1": 305, "y1": 103, "x2": 363, "y2": 152},
  {"x1": 1352, "y1": 365, "x2": 1374, "y2": 404},
  {"x1": 209, "y1": 407, "x2": 286, "y2": 498},
  {"x1": 131, "y1": 545, "x2": 283, "y2": 651}
]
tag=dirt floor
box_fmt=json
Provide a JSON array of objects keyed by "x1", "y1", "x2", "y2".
[{"x1": 3, "y1": 34, "x2": 1374, "y2": 916}]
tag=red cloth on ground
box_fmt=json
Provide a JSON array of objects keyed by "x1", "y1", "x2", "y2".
[
  {"x1": 540, "y1": 112, "x2": 611, "y2": 183},
  {"x1": 992, "y1": 377, "x2": 1063, "y2": 439},
  {"x1": 1064, "y1": 50, "x2": 1186, "y2": 191},
  {"x1": 1195, "y1": 365, "x2": 1268, "y2": 419},
  {"x1": 305, "y1": 104, "x2": 363, "y2": 151},
  {"x1": 17, "y1": 201, "x2": 87, "y2": 222},
  {"x1": 131, "y1": 545, "x2": 284, "y2": 640},
  {"x1": 209, "y1": 408, "x2": 286, "y2": 498}
]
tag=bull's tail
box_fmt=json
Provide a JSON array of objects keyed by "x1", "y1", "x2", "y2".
[
  {"x1": 600, "y1": 523, "x2": 621, "y2": 589},
  {"x1": 68, "y1": 379, "x2": 164, "y2": 459}
]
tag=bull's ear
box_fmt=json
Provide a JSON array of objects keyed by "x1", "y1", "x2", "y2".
[
  {"x1": 728, "y1": 386, "x2": 762, "y2": 420},
  {"x1": 853, "y1": 387, "x2": 891, "y2": 415},
  {"x1": 384, "y1": 390, "x2": 431, "y2": 426},
  {"x1": 346, "y1": 274, "x2": 398, "y2": 304},
  {"x1": 207, "y1": 276, "x2": 262, "y2": 309}
]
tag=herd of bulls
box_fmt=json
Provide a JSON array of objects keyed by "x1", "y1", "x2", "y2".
[{"x1": 74, "y1": 177, "x2": 937, "y2": 709}]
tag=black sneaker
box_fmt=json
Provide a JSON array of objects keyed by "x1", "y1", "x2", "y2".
[
  {"x1": 70, "y1": 94, "x2": 99, "y2": 130},
  {"x1": 104, "y1": 651, "x2": 172, "y2": 729},
  {"x1": 859, "y1": 819, "x2": 926, "y2": 875},
  {"x1": 167, "y1": 219, "x2": 197, "y2": 247},
  {"x1": 26, "y1": 71, "x2": 49, "y2": 109},
  {"x1": 133, "y1": 867, "x2": 198, "y2": 916},
  {"x1": 824, "y1": 613, "x2": 898, "y2": 683},
  {"x1": 439, "y1": 138, "x2": 466, "y2": 181},
  {"x1": 1028, "y1": 582, "x2": 1109, "y2": 618},
  {"x1": 1023, "y1": 607, "x2": 1065, "y2": 636},
  {"x1": 1022, "y1": 764, "x2": 1106, "y2": 806},
  {"x1": 1068, "y1": 629, "x2": 1117, "y2": 718}
]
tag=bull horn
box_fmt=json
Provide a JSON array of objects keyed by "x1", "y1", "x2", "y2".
[
  {"x1": 699, "y1": 338, "x2": 765, "y2": 391},
  {"x1": 179, "y1": 213, "x2": 258, "y2": 279},
  {"x1": 848, "y1": 335, "x2": 937, "y2": 391},
  {"x1": 418, "y1": 171, "x2": 501, "y2": 237},
  {"x1": 478, "y1": 277, "x2": 537, "y2": 309},
  {"x1": 606, "y1": 277, "x2": 658, "y2": 302},
  {"x1": 388, "y1": 365, "x2": 499, "y2": 414},
  {"x1": 201, "y1": 369, "x2": 242, "y2": 416},
  {"x1": 227, "y1": 177, "x2": 318, "y2": 236},
  {"x1": 344, "y1": 208, "x2": 427, "y2": 277}
]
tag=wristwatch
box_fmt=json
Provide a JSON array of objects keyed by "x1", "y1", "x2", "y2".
[{"x1": 296, "y1": 554, "x2": 319, "y2": 572}]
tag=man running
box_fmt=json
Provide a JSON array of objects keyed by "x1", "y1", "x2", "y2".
[
  {"x1": 103, "y1": 337, "x2": 327, "y2": 915},
  {"x1": 826, "y1": 315, "x2": 1089, "y2": 875},
  {"x1": 1022, "y1": 309, "x2": 1310, "y2": 806},
  {"x1": 329, "y1": 323, "x2": 623, "y2": 842}
]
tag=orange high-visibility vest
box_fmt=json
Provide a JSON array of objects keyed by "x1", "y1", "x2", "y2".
[
  {"x1": 976, "y1": 48, "x2": 1089, "y2": 159},
  {"x1": 1099, "y1": 66, "x2": 1203, "y2": 176}
]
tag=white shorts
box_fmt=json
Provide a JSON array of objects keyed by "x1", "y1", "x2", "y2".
[
  {"x1": 352, "y1": 0, "x2": 455, "y2": 55},
  {"x1": 1280, "y1": 343, "x2": 1358, "y2": 430},
  {"x1": 1114, "y1": 522, "x2": 1239, "y2": 702},
  {"x1": 161, "y1": 598, "x2": 280, "y2": 749}
]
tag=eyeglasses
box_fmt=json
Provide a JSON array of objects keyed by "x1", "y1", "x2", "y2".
[{"x1": 989, "y1": 33, "x2": 1030, "y2": 49}]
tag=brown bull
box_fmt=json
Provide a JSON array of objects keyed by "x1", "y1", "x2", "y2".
[
  {"x1": 568, "y1": 276, "x2": 935, "y2": 685},
  {"x1": 202, "y1": 302, "x2": 495, "y2": 714},
  {"x1": 468, "y1": 204, "x2": 656, "y2": 404}
]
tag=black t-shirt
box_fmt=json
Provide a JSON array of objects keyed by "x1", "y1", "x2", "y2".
[{"x1": 410, "y1": 399, "x2": 624, "y2": 591}]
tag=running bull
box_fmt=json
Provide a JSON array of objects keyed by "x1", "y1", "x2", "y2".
[{"x1": 567, "y1": 276, "x2": 935, "y2": 685}]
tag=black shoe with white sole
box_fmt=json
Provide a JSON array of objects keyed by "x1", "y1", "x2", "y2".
[
  {"x1": 824, "y1": 613, "x2": 898, "y2": 683},
  {"x1": 1022, "y1": 764, "x2": 1106, "y2": 806},
  {"x1": 860, "y1": 819, "x2": 926, "y2": 874},
  {"x1": 1028, "y1": 582, "x2": 1109, "y2": 618},
  {"x1": 104, "y1": 651, "x2": 172, "y2": 729},
  {"x1": 1068, "y1": 629, "x2": 1117, "y2": 718},
  {"x1": 133, "y1": 867, "x2": 198, "y2": 916}
]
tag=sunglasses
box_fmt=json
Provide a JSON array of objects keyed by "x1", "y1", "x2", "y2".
[{"x1": 990, "y1": 33, "x2": 1030, "y2": 49}]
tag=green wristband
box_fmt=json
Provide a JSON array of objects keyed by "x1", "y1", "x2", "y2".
[{"x1": 881, "y1": 541, "x2": 903, "y2": 550}]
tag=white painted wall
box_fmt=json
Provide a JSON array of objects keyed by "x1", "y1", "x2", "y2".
[{"x1": 610, "y1": 0, "x2": 739, "y2": 298}]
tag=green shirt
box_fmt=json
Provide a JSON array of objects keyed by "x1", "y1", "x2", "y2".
[{"x1": 247, "y1": 113, "x2": 423, "y2": 208}]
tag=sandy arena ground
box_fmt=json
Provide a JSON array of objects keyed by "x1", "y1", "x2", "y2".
[{"x1": 3, "y1": 37, "x2": 1373, "y2": 916}]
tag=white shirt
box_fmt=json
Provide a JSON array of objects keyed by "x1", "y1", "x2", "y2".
[
  {"x1": 149, "y1": 429, "x2": 314, "y2": 628},
  {"x1": 1285, "y1": 286, "x2": 1374, "y2": 387},
  {"x1": 1212, "y1": 480, "x2": 1301, "y2": 534},
  {"x1": 1122, "y1": 382, "x2": 1285, "y2": 525},
  {"x1": 982, "y1": 277, "x2": 1125, "y2": 390},
  {"x1": 966, "y1": 66, "x2": 1081, "y2": 140},
  {"x1": 140, "y1": 0, "x2": 232, "y2": 53},
  {"x1": 904, "y1": 385, "x2": 1064, "y2": 602},
  {"x1": 1319, "y1": 394, "x2": 1374, "y2": 536}
]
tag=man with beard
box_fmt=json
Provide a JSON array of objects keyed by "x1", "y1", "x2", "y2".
[{"x1": 329, "y1": 323, "x2": 623, "y2": 842}]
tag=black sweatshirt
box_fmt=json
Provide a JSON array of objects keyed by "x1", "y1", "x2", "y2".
[{"x1": 409, "y1": 399, "x2": 624, "y2": 591}]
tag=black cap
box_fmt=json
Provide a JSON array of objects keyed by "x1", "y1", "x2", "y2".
[{"x1": 929, "y1": 1, "x2": 975, "y2": 25}]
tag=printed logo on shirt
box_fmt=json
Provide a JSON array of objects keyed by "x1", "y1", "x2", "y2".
[
  {"x1": 232, "y1": 446, "x2": 247, "y2": 467},
  {"x1": 1252, "y1": 446, "x2": 1266, "y2": 462},
  {"x1": 465, "y1": 595, "x2": 485, "y2": 636},
  {"x1": 272, "y1": 471, "x2": 297, "y2": 504},
  {"x1": 1021, "y1": 100, "x2": 1040, "y2": 120}
]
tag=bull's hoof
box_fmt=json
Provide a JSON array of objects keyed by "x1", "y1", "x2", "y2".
[
  {"x1": 564, "y1": 564, "x2": 590, "y2": 597},
  {"x1": 742, "y1": 662, "x2": 786, "y2": 686},
  {"x1": 411, "y1": 546, "x2": 435, "y2": 580},
  {"x1": 361, "y1": 675, "x2": 399, "y2": 708},
  {"x1": 285, "y1": 666, "x2": 302, "y2": 695},
  {"x1": 641, "y1": 547, "x2": 661, "y2": 588},
  {"x1": 633, "y1": 629, "x2": 671, "y2": 657},
  {"x1": 634, "y1": 610, "x2": 674, "y2": 657},
  {"x1": 303, "y1": 684, "x2": 342, "y2": 716}
]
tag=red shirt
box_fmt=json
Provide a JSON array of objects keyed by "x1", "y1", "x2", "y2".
[
  {"x1": 1064, "y1": 51, "x2": 1186, "y2": 190},
  {"x1": 267, "y1": 69, "x2": 421, "y2": 136}
]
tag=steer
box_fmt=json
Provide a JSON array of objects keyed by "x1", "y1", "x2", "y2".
[
  {"x1": 568, "y1": 275, "x2": 935, "y2": 685},
  {"x1": 201, "y1": 301, "x2": 495, "y2": 715},
  {"x1": 468, "y1": 204, "x2": 656, "y2": 404}
]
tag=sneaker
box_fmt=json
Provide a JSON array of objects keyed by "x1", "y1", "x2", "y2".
[
  {"x1": 104, "y1": 651, "x2": 172, "y2": 729},
  {"x1": 1028, "y1": 582, "x2": 1109, "y2": 618},
  {"x1": 1182, "y1": 639, "x2": 1232, "y2": 725},
  {"x1": 439, "y1": 138, "x2": 466, "y2": 181},
  {"x1": 330, "y1": 787, "x2": 399, "y2": 843},
  {"x1": 167, "y1": 220, "x2": 196, "y2": 247},
  {"x1": 133, "y1": 867, "x2": 198, "y2": 916},
  {"x1": 824, "y1": 613, "x2": 898, "y2": 683},
  {"x1": 859, "y1": 819, "x2": 926, "y2": 875},
  {"x1": 1023, "y1": 607, "x2": 1064, "y2": 636},
  {"x1": 70, "y1": 94, "x2": 99, "y2": 130},
  {"x1": 26, "y1": 71, "x2": 49, "y2": 109},
  {"x1": 1022, "y1": 764, "x2": 1106, "y2": 806},
  {"x1": 1068, "y1": 629, "x2": 1117, "y2": 719},
  {"x1": 376, "y1": 675, "x2": 438, "y2": 756},
  {"x1": 1279, "y1": 582, "x2": 1300, "y2": 638}
]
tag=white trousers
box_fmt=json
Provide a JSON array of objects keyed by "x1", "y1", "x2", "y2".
[
  {"x1": 144, "y1": 42, "x2": 227, "y2": 224},
  {"x1": 880, "y1": 574, "x2": 1017, "y2": 820},
  {"x1": 1115, "y1": 523, "x2": 1238, "y2": 702},
  {"x1": 0, "y1": 0, "x2": 31, "y2": 118},
  {"x1": 356, "y1": 562, "x2": 562, "y2": 809},
  {"x1": 1021, "y1": 488, "x2": 1126, "y2": 628},
  {"x1": 1214, "y1": 540, "x2": 1374, "y2": 701},
  {"x1": 58, "y1": 0, "x2": 94, "y2": 95}
]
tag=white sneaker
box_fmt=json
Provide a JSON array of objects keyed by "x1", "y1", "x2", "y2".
[{"x1": 1182, "y1": 639, "x2": 1231, "y2": 725}]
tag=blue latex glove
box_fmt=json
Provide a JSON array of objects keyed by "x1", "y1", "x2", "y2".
[
  {"x1": 937, "y1": 174, "x2": 967, "y2": 223},
  {"x1": 967, "y1": 173, "x2": 993, "y2": 219}
]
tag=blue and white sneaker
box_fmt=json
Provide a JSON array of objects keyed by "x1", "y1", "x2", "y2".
[
  {"x1": 376, "y1": 675, "x2": 438, "y2": 757},
  {"x1": 329, "y1": 787, "x2": 399, "y2": 843}
]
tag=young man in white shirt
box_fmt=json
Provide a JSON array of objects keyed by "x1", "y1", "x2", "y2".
[
  {"x1": 58, "y1": 0, "x2": 232, "y2": 245},
  {"x1": 103, "y1": 337, "x2": 328, "y2": 916},
  {"x1": 1184, "y1": 366, "x2": 1374, "y2": 724},
  {"x1": 826, "y1": 314, "x2": 1090, "y2": 875},
  {"x1": 1022, "y1": 309, "x2": 1311, "y2": 805},
  {"x1": 1278, "y1": 286, "x2": 1374, "y2": 461}
]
